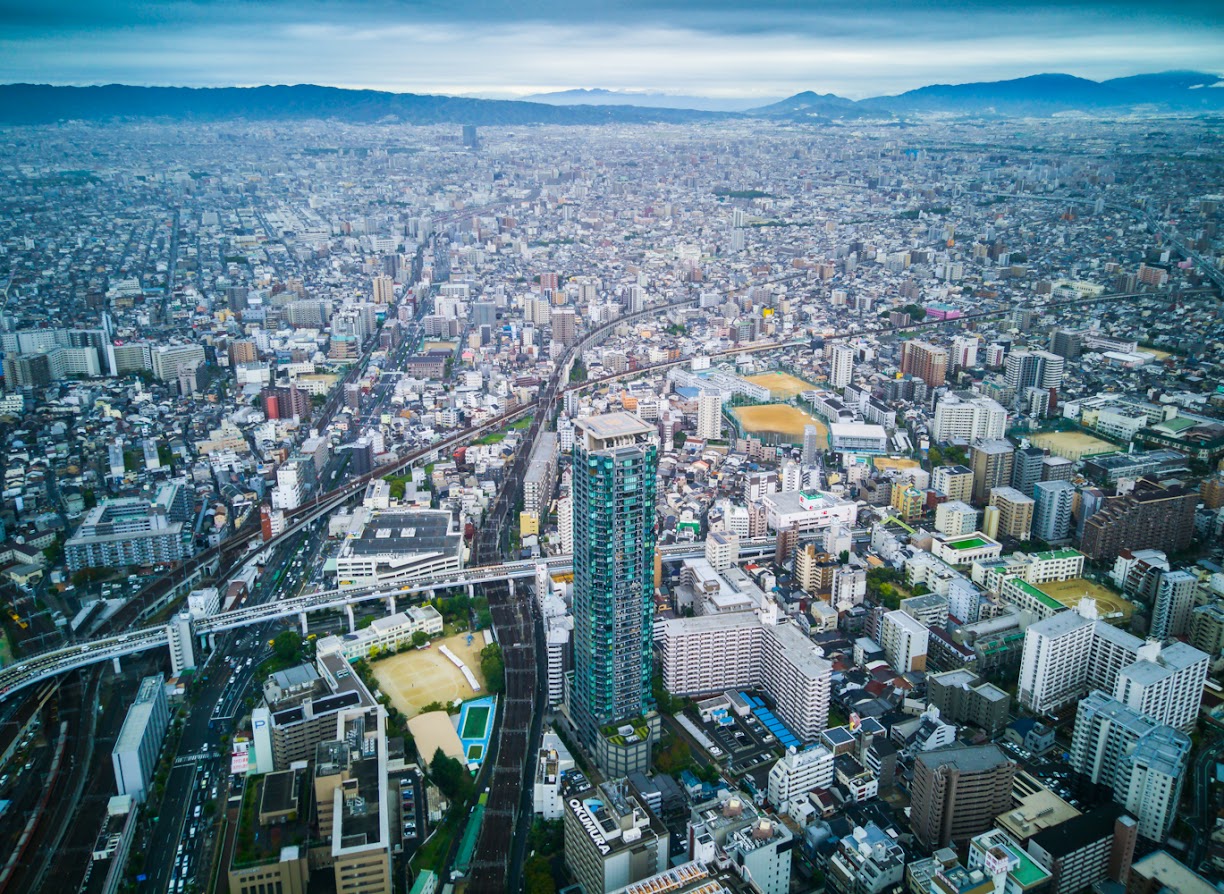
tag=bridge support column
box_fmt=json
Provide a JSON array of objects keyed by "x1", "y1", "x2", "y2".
[
  {"x1": 386, "y1": 596, "x2": 396, "y2": 616},
  {"x1": 112, "y1": 655, "x2": 122, "y2": 673},
  {"x1": 299, "y1": 612, "x2": 308, "y2": 636},
  {"x1": 346, "y1": 604, "x2": 355, "y2": 633},
  {"x1": 467, "y1": 583, "x2": 474, "y2": 600},
  {"x1": 208, "y1": 633, "x2": 216, "y2": 651}
]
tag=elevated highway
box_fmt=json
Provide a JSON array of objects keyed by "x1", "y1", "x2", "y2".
[{"x1": 0, "y1": 540, "x2": 777, "y2": 701}]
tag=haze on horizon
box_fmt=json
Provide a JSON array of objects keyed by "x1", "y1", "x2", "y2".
[{"x1": 0, "y1": 0, "x2": 1222, "y2": 101}]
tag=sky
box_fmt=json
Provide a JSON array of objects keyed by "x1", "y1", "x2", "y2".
[{"x1": 1, "y1": 0, "x2": 1222, "y2": 99}]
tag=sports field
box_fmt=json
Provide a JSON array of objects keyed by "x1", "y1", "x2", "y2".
[
  {"x1": 744, "y1": 371, "x2": 817, "y2": 399},
  {"x1": 733, "y1": 405, "x2": 826, "y2": 442},
  {"x1": 1040, "y1": 578, "x2": 1134, "y2": 621},
  {"x1": 947, "y1": 537, "x2": 989, "y2": 550},
  {"x1": 1030, "y1": 430, "x2": 1116, "y2": 461},
  {"x1": 461, "y1": 705, "x2": 491, "y2": 739},
  {"x1": 370, "y1": 630, "x2": 488, "y2": 718},
  {"x1": 422, "y1": 340, "x2": 457, "y2": 352}
]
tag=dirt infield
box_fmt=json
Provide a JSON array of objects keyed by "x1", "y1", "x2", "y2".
[
  {"x1": 744, "y1": 371, "x2": 817, "y2": 398},
  {"x1": 371, "y1": 630, "x2": 489, "y2": 718},
  {"x1": 1041, "y1": 578, "x2": 1134, "y2": 621},
  {"x1": 1029, "y1": 430, "x2": 1117, "y2": 460},
  {"x1": 733, "y1": 405, "x2": 826, "y2": 442}
]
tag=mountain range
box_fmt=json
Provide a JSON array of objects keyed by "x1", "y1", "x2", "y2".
[{"x1": 0, "y1": 71, "x2": 1220, "y2": 126}]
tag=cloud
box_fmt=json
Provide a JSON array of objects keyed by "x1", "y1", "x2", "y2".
[{"x1": 0, "y1": 0, "x2": 1220, "y2": 98}]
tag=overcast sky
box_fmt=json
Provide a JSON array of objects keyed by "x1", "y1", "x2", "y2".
[{"x1": 1, "y1": 0, "x2": 1222, "y2": 99}]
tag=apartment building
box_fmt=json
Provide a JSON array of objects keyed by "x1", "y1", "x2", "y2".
[{"x1": 910, "y1": 744, "x2": 1016, "y2": 849}]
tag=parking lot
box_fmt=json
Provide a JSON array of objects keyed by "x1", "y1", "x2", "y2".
[{"x1": 695, "y1": 699, "x2": 783, "y2": 776}]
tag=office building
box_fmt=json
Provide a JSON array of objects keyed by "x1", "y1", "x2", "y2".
[
  {"x1": 932, "y1": 395, "x2": 1008, "y2": 443},
  {"x1": 696, "y1": 390, "x2": 723, "y2": 440},
  {"x1": 571, "y1": 414, "x2": 658, "y2": 766},
  {"x1": 971, "y1": 439, "x2": 1015, "y2": 505},
  {"x1": 563, "y1": 780, "x2": 669, "y2": 894},
  {"x1": 1080, "y1": 478, "x2": 1198, "y2": 562},
  {"x1": 910, "y1": 744, "x2": 1015, "y2": 849},
  {"x1": 111, "y1": 674, "x2": 170, "y2": 802},
  {"x1": 1026, "y1": 806, "x2": 1136, "y2": 894},
  {"x1": 1033, "y1": 480, "x2": 1075, "y2": 543},
  {"x1": 989, "y1": 487, "x2": 1035, "y2": 541},
  {"x1": 901, "y1": 340, "x2": 949, "y2": 388},
  {"x1": 829, "y1": 343, "x2": 854, "y2": 389}
]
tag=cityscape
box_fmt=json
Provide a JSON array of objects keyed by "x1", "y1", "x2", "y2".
[{"x1": 0, "y1": 6, "x2": 1224, "y2": 894}]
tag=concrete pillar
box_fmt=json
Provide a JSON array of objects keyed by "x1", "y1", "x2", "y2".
[
  {"x1": 386, "y1": 596, "x2": 396, "y2": 616},
  {"x1": 208, "y1": 633, "x2": 216, "y2": 651},
  {"x1": 346, "y1": 604, "x2": 355, "y2": 633},
  {"x1": 112, "y1": 655, "x2": 122, "y2": 673},
  {"x1": 299, "y1": 612, "x2": 308, "y2": 636},
  {"x1": 467, "y1": 583, "x2": 475, "y2": 600}
]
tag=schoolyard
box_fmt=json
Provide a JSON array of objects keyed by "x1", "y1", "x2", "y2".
[
  {"x1": 743, "y1": 371, "x2": 817, "y2": 399},
  {"x1": 370, "y1": 630, "x2": 489, "y2": 718},
  {"x1": 1029, "y1": 430, "x2": 1116, "y2": 460},
  {"x1": 732, "y1": 405, "x2": 826, "y2": 442}
]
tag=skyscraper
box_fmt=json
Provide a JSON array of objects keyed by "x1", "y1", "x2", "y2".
[{"x1": 571, "y1": 413, "x2": 658, "y2": 769}]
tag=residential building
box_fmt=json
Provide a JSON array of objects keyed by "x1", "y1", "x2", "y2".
[
  {"x1": 902, "y1": 340, "x2": 949, "y2": 388},
  {"x1": 971, "y1": 440, "x2": 1015, "y2": 505},
  {"x1": 688, "y1": 792, "x2": 793, "y2": 894},
  {"x1": 1080, "y1": 478, "x2": 1199, "y2": 562},
  {"x1": 1148, "y1": 570, "x2": 1196, "y2": 641},
  {"x1": 65, "y1": 483, "x2": 193, "y2": 571},
  {"x1": 927, "y1": 669, "x2": 1010, "y2": 736},
  {"x1": 1033, "y1": 480, "x2": 1075, "y2": 543},
  {"x1": 766, "y1": 746, "x2": 835, "y2": 814},
  {"x1": 696, "y1": 390, "x2": 723, "y2": 440},
  {"x1": 829, "y1": 343, "x2": 854, "y2": 389},
  {"x1": 571, "y1": 413, "x2": 658, "y2": 766},
  {"x1": 932, "y1": 395, "x2": 1008, "y2": 443},
  {"x1": 1126, "y1": 851, "x2": 1218, "y2": 894},
  {"x1": 989, "y1": 487, "x2": 1035, "y2": 541},
  {"x1": 910, "y1": 744, "x2": 1016, "y2": 849},
  {"x1": 881, "y1": 609, "x2": 928, "y2": 672},
  {"x1": 933, "y1": 465, "x2": 975, "y2": 503},
  {"x1": 1026, "y1": 806, "x2": 1137, "y2": 894},
  {"x1": 936, "y1": 501, "x2": 978, "y2": 537}
]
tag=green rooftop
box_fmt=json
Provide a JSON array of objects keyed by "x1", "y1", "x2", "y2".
[
  {"x1": 1005, "y1": 842, "x2": 1053, "y2": 888},
  {"x1": 1009, "y1": 578, "x2": 1063, "y2": 611},
  {"x1": 1031, "y1": 548, "x2": 1083, "y2": 561},
  {"x1": 946, "y1": 536, "x2": 990, "y2": 550}
]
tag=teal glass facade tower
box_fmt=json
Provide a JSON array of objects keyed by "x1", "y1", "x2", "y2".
[{"x1": 570, "y1": 413, "x2": 658, "y2": 746}]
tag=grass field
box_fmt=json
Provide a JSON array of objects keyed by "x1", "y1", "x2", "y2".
[
  {"x1": 744, "y1": 371, "x2": 817, "y2": 398},
  {"x1": 733, "y1": 405, "x2": 826, "y2": 441},
  {"x1": 371, "y1": 631, "x2": 489, "y2": 717},
  {"x1": 466, "y1": 744, "x2": 484, "y2": 761},
  {"x1": 1041, "y1": 578, "x2": 1134, "y2": 620},
  {"x1": 1030, "y1": 430, "x2": 1116, "y2": 460},
  {"x1": 461, "y1": 705, "x2": 491, "y2": 739}
]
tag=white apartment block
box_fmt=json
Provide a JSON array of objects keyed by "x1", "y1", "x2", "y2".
[
  {"x1": 704, "y1": 532, "x2": 739, "y2": 571},
  {"x1": 881, "y1": 610, "x2": 929, "y2": 672},
  {"x1": 767, "y1": 745, "x2": 835, "y2": 815},
  {"x1": 829, "y1": 344, "x2": 854, "y2": 389},
  {"x1": 658, "y1": 615, "x2": 831, "y2": 743},
  {"x1": 931, "y1": 394, "x2": 1008, "y2": 443},
  {"x1": 935, "y1": 501, "x2": 978, "y2": 537},
  {"x1": 696, "y1": 390, "x2": 723, "y2": 440},
  {"x1": 1020, "y1": 602, "x2": 1207, "y2": 727}
]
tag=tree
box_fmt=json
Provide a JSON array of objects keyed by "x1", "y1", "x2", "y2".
[
  {"x1": 838, "y1": 550, "x2": 850, "y2": 565},
  {"x1": 480, "y1": 643, "x2": 505, "y2": 694},
  {"x1": 272, "y1": 629, "x2": 303, "y2": 663},
  {"x1": 411, "y1": 630, "x2": 430, "y2": 648},
  {"x1": 525, "y1": 856, "x2": 556, "y2": 894},
  {"x1": 430, "y1": 748, "x2": 474, "y2": 802}
]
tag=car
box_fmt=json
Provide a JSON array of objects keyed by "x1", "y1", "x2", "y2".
[{"x1": 709, "y1": 746, "x2": 723, "y2": 756}]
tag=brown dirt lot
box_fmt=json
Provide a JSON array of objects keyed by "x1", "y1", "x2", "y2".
[
  {"x1": 1040, "y1": 578, "x2": 1134, "y2": 621},
  {"x1": 733, "y1": 404, "x2": 827, "y2": 442},
  {"x1": 370, "y1": 630, "x2": 489, "y2": 718},
  {"x1": 1029, "y1": 430, "x2": 1116, "y2": 460},
  {"x1": 744, "y1": 371, "x2": 818, "y2": 399}
]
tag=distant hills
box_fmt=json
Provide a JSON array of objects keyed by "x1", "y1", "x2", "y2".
[{"x1": 0, "y1": 71, "x2": 1221, "y2": 125}]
